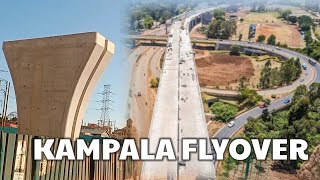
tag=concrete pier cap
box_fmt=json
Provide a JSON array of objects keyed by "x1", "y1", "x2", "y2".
[{"x1": 2, "y1": 32, "x2": 115, "y2": 139}]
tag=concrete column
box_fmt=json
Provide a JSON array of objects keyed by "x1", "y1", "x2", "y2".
[{"x1": 2, "y1": 32, "x2": 115, "y2": 139}]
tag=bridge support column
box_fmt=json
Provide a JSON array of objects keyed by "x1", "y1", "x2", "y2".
[{"x1": 3, "y1": 32, "x2": 115, "y2": 139}]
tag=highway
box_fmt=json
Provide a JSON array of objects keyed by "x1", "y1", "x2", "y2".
[
  {"x1": 129, "y1": 46, "x2": 164, "y2": 138},
  {"x1": 213, "y1": 40, "x2": 320, "y2": 139},
  {"x1": 202, "y1": 41, "x2": 318, "y2": 97},
  {"x1": 134, "y1": 5, "x2": 320, "y2": 179},
  {"x1": 141, "y1": 20, "x2": 215, "y2": 179}
]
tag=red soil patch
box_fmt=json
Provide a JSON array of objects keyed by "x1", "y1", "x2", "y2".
[
  {"x1": 196, "y1": 55, "x2": 254, "y2": 86},
  {"x1": 255, "y1": 23, "x2": 305, "y2": 48}
]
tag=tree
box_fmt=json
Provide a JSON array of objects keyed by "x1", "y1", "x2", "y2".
[
  {"x1": 280, "y1": 58, "x2": 301, "y2": 85},
  {"x1": 238, "y1": 76, "x2": 248, "y2": 91},
  {"x1": 256, "y1": 35, "x2": 266, "y2": 43},
  {"x1": 230, "y1": 45, "x2": 240, "y2": 56},
  {"x1": 238, "y1": 34, "x2": 243, "y2": 41},
  {"x1": 259, "y1": 60, "x2": 272, "y2": 89},
  {"x1": 144, "y1": 15, "x2": 154, "y2": 29},
  {"x1": 292, "y1": 85, "x2": 308, "y2": 102},
  {"x1": 240, "y1": 18, "x2": 244, "y2": 23},
  {"x1": 279, "y1": 9, "x2": 292, "y2": 19},
  {"x1": 239, "y1": 88, "x2": 263, "y2": 107},
  {"x1": 210, "y1": 102, "x2": 238, "y2": 122},
  {"x1": 213, "y1": 8, "x2": 226, "y2": 20},
  {"x1": 287, "y1": 15, "x2": 297, "y2": 24},
  {"x1": 150, "y1": 77, "x2": 160, "y2": 88},
  {"x1": 267, "y1": 34, "x2": 276, "y2": 45},
  {"x1": 298, "y1": 15, "x2": 313, "y2": 31},
  {"x1": 305, "y1": 30, "x2": 313, "y2": 45},
  {"x1": 288, "y1": 85, "x2": 310, "y2": 124},
  {"x1": 261, "y1": 108, "x2": 272, "y2": 122},
  {"x1": 206, "y1": 20, "x2": 237, "y2": 39},
  {"x1": 309, "y1": 83, "x2": 320, "y2": 103}
]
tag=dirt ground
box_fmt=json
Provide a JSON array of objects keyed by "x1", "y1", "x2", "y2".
[
  {"x1": 195, "y1": 54, "x2": 254, "y2": 88},
  {"x1": 233, "y1": 11, "x2": 305, "y2": 48},
  {"x1": 190, "y1": 23, "x2": 207, "y2": 39},
  {"x1": 226, "y1": 55, "x2": 282, "y2": 90}
]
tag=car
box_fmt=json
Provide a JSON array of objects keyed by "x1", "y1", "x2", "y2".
[
  {"x1": 262, "y1": 109, "x2": 269, "y2": 114},
  {"x1": 284, "y1": 99, "x2": 291, "y2": 104},
  {"x1": 276, "y1": 47, "x2": 280, "y2": 50},
  {"x1": 258, "y1": 102, "x2": 267, "y2": 108},
  {"x1": 300, "y1": 79, "x2": 305, "y2": 82},
  {"x1": 228, "y1": 121, "x2": 235, "y2": 128}
]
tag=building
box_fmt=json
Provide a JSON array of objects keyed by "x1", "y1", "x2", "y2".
[
  {"x1": 80, "y1": 128, "x2": 110, "y2": 137},
  {"x1": 227, "y1": 13, "x2": 238, "y2": 21},
  {"x1": 111, "y1": 119, "x2": 136, "y2": 139}
]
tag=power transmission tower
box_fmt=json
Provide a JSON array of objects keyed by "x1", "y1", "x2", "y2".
[
  {"x1": 97, "y1": 85, "x2": 115, "y2": 132},
  {"x1": 0, "y1": 70, "x2": 10, "y2": 127},
  {"x1": 0, "y1": 81, "x2": 10, "y2": 127}
]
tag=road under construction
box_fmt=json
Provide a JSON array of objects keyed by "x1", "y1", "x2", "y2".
[
  {"x1": 128, "y1": 6, "x2": 320, "y2": 179},
  {"x1": 140, "y1": 15, "x2": 215, "y2": 179}
]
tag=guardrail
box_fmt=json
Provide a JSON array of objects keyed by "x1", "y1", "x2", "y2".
[{"x1": 0, "y1": 127, "x2": 134, "y2": 180}]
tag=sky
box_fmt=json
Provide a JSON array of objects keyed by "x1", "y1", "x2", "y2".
[{"x1": 0, "y1": 1, "x2": 132, "y2": 128}]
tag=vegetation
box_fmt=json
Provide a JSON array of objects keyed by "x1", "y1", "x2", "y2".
[
  {"x1": 244, "y1": 83, "x2": 320, "y2": 170},
  {"x1": 150, "y1": 77, "x2": 160, "y2": 88},
  {"x1": 129, "y1": 3, "x2": 187, "y2": 31},
  {"x1": 238, "y1": 34, "x2": 243, "y2": 41},
  {"x1": 298, "y1": 15, "x2": 313, "y2": 31},
  {"x1": 230, "y1": 45, "x2": 241, "y2": 56},
  {"x1": 210, "y1": 101, "x2": 238, "y2": 122},
  {"x1": 278, "y1": 9, "x2": 292, "y2": 19},
  {"x1": 143, "y1": 15, "x2": 154, "y2": 29},
  {"x1": 286, "y1": 15, "x2": 297, "y2": 24},
  {"x1": 206, "y1": 20, "x2": 237, "y2": 39},
  {"x1": 256, "y1": 34, "x2": 266, "y2": 43},
  {"x1": 259, "y1": 58, "x2": 301, "y2": 89},
  {"x1": 251, "y1": 3, "x2": 266, "y2": 13},
  {"x1": 267, "y1": 34, "x2": 276, "y2": 45},
  {"x1": 301, "y1": 41, "x2": 320, "y2": 61},
  {"x1": 238, "y1": 88, "x2": 263, "y2": 107},
  {"x1": 213, "y1": 8, "x2": 226, "y2": 20}
]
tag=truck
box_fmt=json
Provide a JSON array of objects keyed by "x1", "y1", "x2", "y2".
[{"x1": 309, "y1": 59, "x2": 317, "y2": 66}]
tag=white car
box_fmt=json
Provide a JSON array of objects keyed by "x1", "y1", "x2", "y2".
[{"x1": 228, "y1": 121, "x2": 235, "y2": 128}]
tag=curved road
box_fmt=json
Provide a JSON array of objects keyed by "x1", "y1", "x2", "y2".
[
  {"x1": 202, "y1": 41, "x2": 318, "y2": 97},
  {"x1": 213, "y1": 41, "x2": 320, "y2": 139},
  {"x1": 176, "y1": 7, "x2": 320, "y2": 140}
]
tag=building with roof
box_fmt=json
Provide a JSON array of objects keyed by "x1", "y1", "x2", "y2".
[
  {"x1": 80, "y1": 128, "x2": 111, "y2": 137},
  {"x1": 111, "y1": 119, "x2": 136, "y2": 139}
]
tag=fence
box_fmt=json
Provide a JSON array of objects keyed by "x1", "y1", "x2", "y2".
[{"x1": 0, "y1": 127, "x2": 134, "y2": 180}]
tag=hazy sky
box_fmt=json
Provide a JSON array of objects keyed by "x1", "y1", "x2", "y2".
[{"x1": 0, "y1": 1, "x2": 132, "y2": 127}]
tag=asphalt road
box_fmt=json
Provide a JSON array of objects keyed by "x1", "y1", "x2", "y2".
[
  {"x1": 213, "y1": 41, "x2": 320, "y2": 139},
  {"x1": 129, "y1": 46, "x2": 161, "y2": 138}
]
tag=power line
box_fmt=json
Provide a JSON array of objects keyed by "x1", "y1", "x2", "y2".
[{"x1": 97, "y1": 84, "x2": 115, "y2": 131}]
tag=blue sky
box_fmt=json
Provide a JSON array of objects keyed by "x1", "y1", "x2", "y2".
[{"x1": 0, "y1": 1, "x2": 131, "y2": 127}]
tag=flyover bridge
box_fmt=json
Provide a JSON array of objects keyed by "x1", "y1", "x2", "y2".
[
  {"x1": 126, "y1": 35, "x2": 218, "y2": 45},
  {"x1": 141, "y1": 16, "x2": 215, "y2": 180}
]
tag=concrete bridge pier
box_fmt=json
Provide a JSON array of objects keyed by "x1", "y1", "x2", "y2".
[{"x1": 3, "y1": 32, "x2": 115, "y2": 139}]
